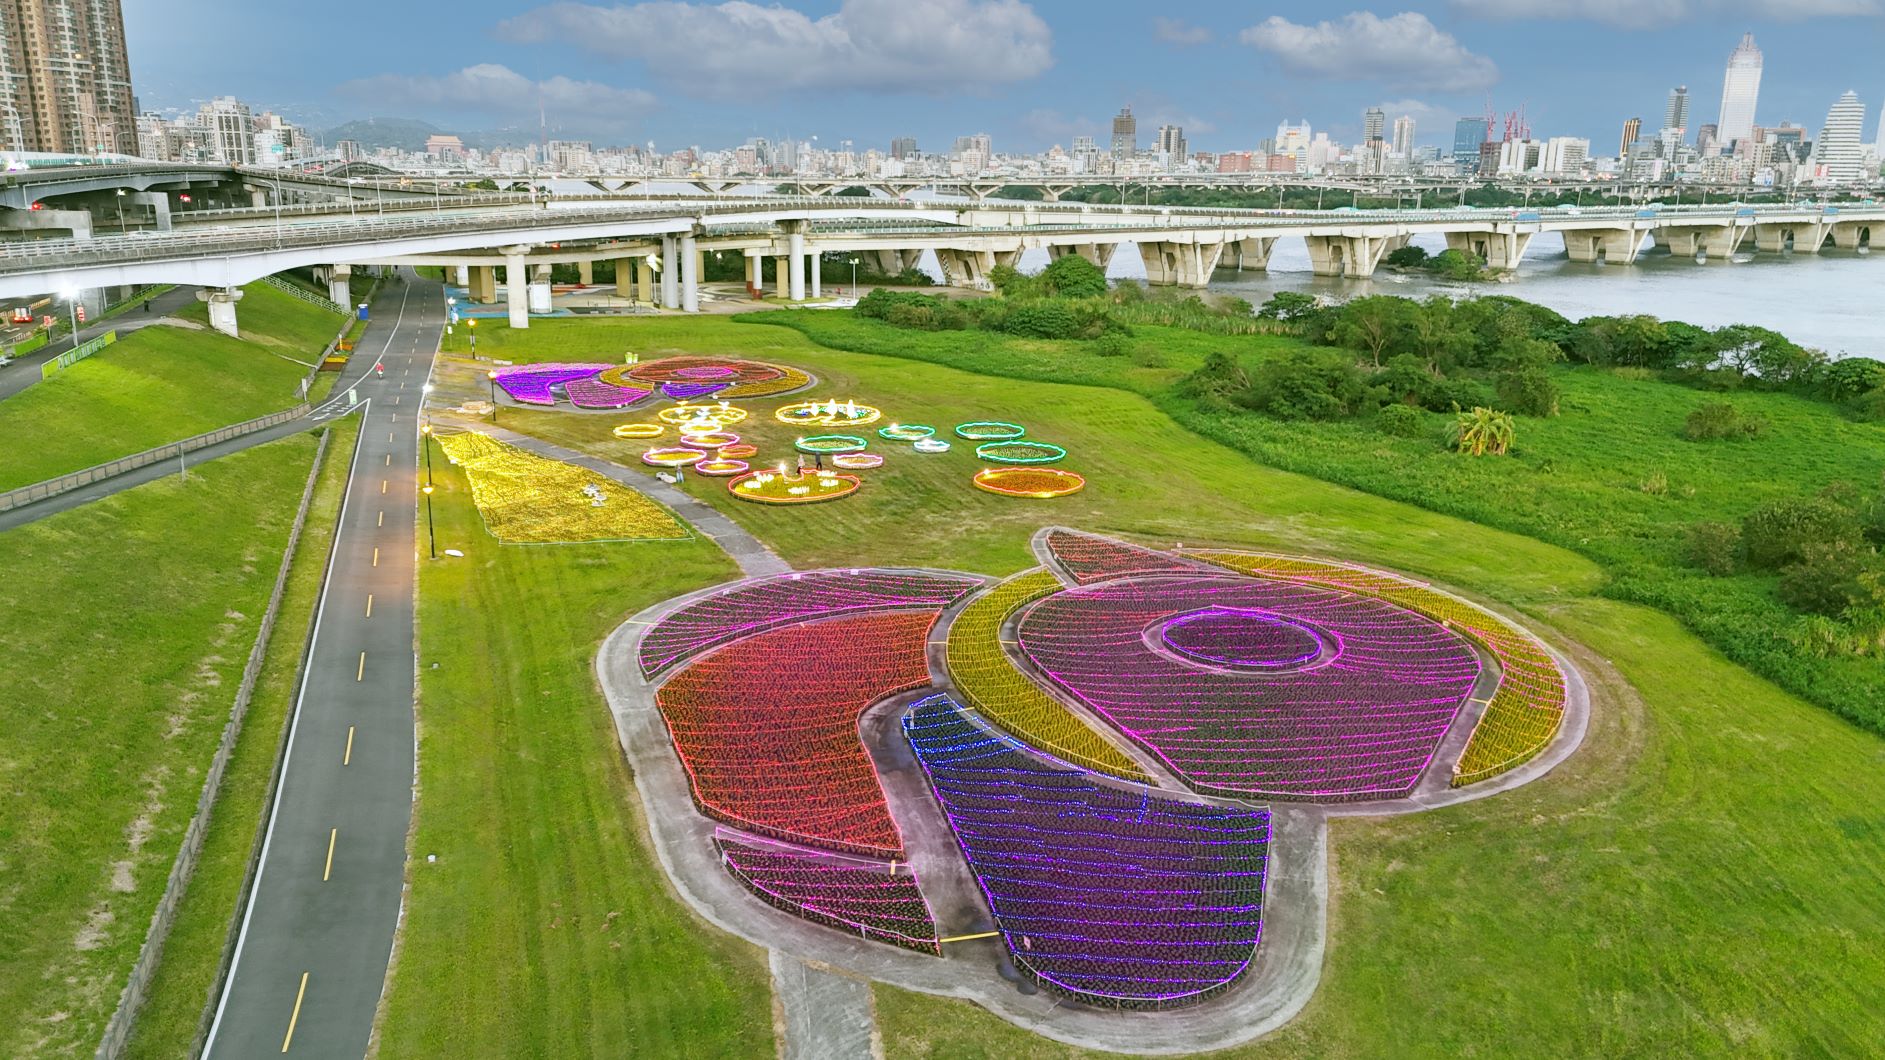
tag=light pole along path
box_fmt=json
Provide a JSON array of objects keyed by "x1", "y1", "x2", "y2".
[{"x1": 204, "y1": 272, "x2": 443, "y2": 1058}]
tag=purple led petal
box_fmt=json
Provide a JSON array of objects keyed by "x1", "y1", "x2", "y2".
[
  {"x1": 715, "y1": 834, "x2": 940, "y2": 954},
  {"x1": 492, "y1": 362, "x2": 613, "y2": 405},
  {"x1": 904, "y1": 695, "x2": 1269, "y2": 1009},
  {"x1": 565, "y1": 375, "x2": 651, "y2": 409},
  {"x1": 661, "y1": 381, "x2": 731, "y2": 400}
]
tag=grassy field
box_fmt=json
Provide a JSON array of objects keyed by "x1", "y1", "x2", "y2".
[
  {"x1": 0, "y1": 282, "x2": 344, "y2": 492},
  {"x1": 0, "y1": 434, "x2": 322, "y2": 1058},
  {"x1": 118, "y1": 420, "x2": 357, "y2": 1060},
  {"x1": 427, "y1": 312, "x2": 1885, "y2": 1055},
  {"x1": 374, "y1": 437, "x2": 775, "y2": 1056}
]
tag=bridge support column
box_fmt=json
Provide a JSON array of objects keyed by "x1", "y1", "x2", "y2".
[
  {"x1": 615, "y1": 258, "x2": 635, "y2": 300},
  {"x1": 1229, "y1": 237, "x2": 1277, "y2": 271},
  {"x1": 638, "y1": 256, "x2": 655, "y2": 303},
  {"x1": 1830, "y1": 222, "x2": 1874, "y2": 251},
  {"x1": 528, "y1": 263, "x2": 553, "y2": 314},
  {"x1": 1562, "y1": 227, "x2": 1652, "y2": 265},
  {"x1": 744, "y1": 251, "x2": 762, "y2": 298},
  {"x1": 1444, "y1": 229, "x2": 1534, "y2": 270},
  {"x1": 197, "y1": 286, "x2": 244, "y2": 338},
  {"x1": 775, "y1": 256, "x2": 789, "y2": 299},
  {"x1": 809, "y1": 250, "x2": 822, "y2": 299},
  {"x1": 1047, "y1": 243, "x2": 1118, "y2": 270},
  {"x1": 470, "y1": 266, "x2": 497, "y2": 304},
  {"x1": 788, "y1": 230, "x2": 806, "y2": 301},
  {"x1": 453, "y1": 264, "x2": 469, "y2": 287},
  {"x1": 1754, "y1": 222, "x2": 1830, "y2": 255},
  {"x1": 1303, "y1": 234, "x2": 1393, "y2": 278},
  {"x1": 1136, "y1": 241, "x2": 1225, "y2": 287},
  {"x1": 659, "y1": 236, "x2": 678, "y2": 309},
  {"x1": 577, "y1": 260, "x2": 594, "y2": 286},
  {"x1": 129, "y1": 192, "x2": 171, "y2": 232},
  {"x1": 250, "y1": 189, "x2": 268, "y2": 209},
  {"x1": 680, "y1": 234, "x2": 700, "y2": 312},
  {"x1": 504, "y1": 253, "x2": 530, "y2": 329},
  {"x1": 327, "y1": 265, "x2": 351, "y2": 306},
  {"x1": 934, "y1": 248, "x2": 1000, "y2": 289}
]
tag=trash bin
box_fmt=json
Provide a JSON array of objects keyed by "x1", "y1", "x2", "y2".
[{"x1": 357, "y1": 303, "x2": 370, "y2": 321}]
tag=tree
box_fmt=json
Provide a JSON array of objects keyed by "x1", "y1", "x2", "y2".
[
  {"x1": 1385, "y1": 245, "x2": 1430, "y2": 268},
  {"x1": 1819, "y1": 357, "x2": 1885, "y2": 403},
  {"x1": 1404, "y1": 296, "x2": 1475, "y2": 373},
  {"x1": 1038, "y1": 254, "x2": 1109, "y2": 299},
  {"x1": 1741, "y1": 494, "x2": 1862, "y2": 569},
  {"x1": 1257, "y1": 291, "x2": 1320, "y2": 323},
  {"x1": 1180, "y1": 351, "x2": 1251, "y2": 401},
  {"x1": 1495, "y1": 367, "x2": 1561, "y2": 417},
  {"x1": 1331, "y1": 295, "x2": 1412, "y2": 368},
  {"x1": 1451, "y1": 406, "x2": 1516, "y2": 456},
  {"x1": 1245, "y1": 350, "x2": 1370, "y2": 421}
]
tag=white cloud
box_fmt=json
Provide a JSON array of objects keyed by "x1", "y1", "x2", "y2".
[
  {"x1": 1018, "y1": 108, "x2": 1098, "y2": 144},
  {"x1": 1373, "y1": 98, "x2": 1458, "y2": 135},
  {"x1": 1239, "y1": 12, "x2": 1499, "y2": 92},
  {"x1": 339, "y1": 64, "x2": 654, "y2": 119},
  {"x1": 1153, "y1": 17, "x2": 1211, "y2": 45},
  {"x1": 498, "y1": 0, "x2": 1053, "y2": 98},
  {"x1": 1450, "y1": 0, "x2": 1879, "y2": 28}
]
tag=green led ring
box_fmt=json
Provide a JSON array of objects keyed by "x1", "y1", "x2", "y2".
[
  {"x1": 794, "y1": 434, "x2": 869, "y2": 454},
  {"x1": 878, "y1": 423, "x2": 936, "y2": 441},
  {"x1": 975, "y1": 440, "x2": 1067, "y2": 465},
  {"x1": 954, "y1": 421, "x2": 1026, "y2": 441}
]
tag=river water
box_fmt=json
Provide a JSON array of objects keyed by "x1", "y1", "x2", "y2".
[{"x1": 1004, "y1": 234, "x2": 1884, "y2": 360}]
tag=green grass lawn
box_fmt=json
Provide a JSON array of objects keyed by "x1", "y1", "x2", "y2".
[
  {"x1": 374, "y1": 439, "x2": 774, "y2": 1057},
  {"x1": 118, "y1": 420, "x2": 357, "y2": 1060},
  {"x1": 428, "y1": 313, "x2": 1885, "y2": 1056},
  {"x1": 0, "y1": 281, "x2": 345, "y2": 492},
  {"x1": 0, "y1": 434, "x2": 323, "y2": 1059}
]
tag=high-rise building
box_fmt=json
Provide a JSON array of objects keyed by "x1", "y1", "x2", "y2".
[
  {"x1": 1391, "y1": 115, "x2": 1415, "y2": 157},
  {"x1": 1620, "y1": 117, "x2": 1642, "y2": 157},
  {"x1": 0, "y1": 0, "x2": 137, "y2": 154},
  {"x1": 1275, "y1": 120, "x2": 1310, "y2": 159},
  {"x1": 1811, "y1": 90, "x2": 1868, "y2": 183},
  {"x1": 1111, "y1": 105, "x2": 1136, "y2": 160},
  {"x1": 1452, "y1": 116, "x2": 1489, "y2": 171},
  {"x1": 890, "y1": 136, "x2": 917, "y2": 160},
  {"x1": 196, "y1": 96, "x2": 253, "y2": 165},
  {"x1": 1363, "y1": 107, "x2": 1386, "y2": 143},
  {"x1": 1663, "y1": 85, "x2": 1691, "y2": 138},
  {"x1": 1716, "y1": 33, "x2": 1762, "y2": 147},
  {"x1": 1155, "y1": 123, "x2": 1185, "y2": 161}
]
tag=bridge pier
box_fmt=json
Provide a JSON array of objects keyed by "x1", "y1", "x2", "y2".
[
  {"x1": 577, "y1": 260, "x2": 594, "y2": 286},
  {"x1": 327, "y1": 265, "x2": 351, "y2": 306},
  {"x1": 1658, "y1": 225, "x2": 1750, "y2": 261},
  {"x1": 1303, "y1": 233, "x2": 1393, "y2": 278},
  {"x1": 1443, "y1": 230, "x2": 1535, "y2": 270},
  {"x1": 933, "y1": 248, "x2": 1017, "y2": 289},
  {"x1": 809, "y1": 252, "x2": 822, "y2": 299},
  {"x1": 744, "y1": 251, "x2": 763, "y2": 298},
  {"x1": 1563, "y1": 228, "x2": 1652, "y2": 265},
  {"x1": 504, "y1": 252, "x2": 530, "y2": 329},
  {"x1": 787, "y1": 229, "x2": 806, "y2": 301},
  {"x1": 129, "y1": 192, "x2": 172, "y2": 233},
  {"x1": 468, "y1": 265, "x2": 497, "y2": 304},
  {"x1": 1829, "y1": 221, "x2": 1875, "y2": 251},
  {"x1": 681, "y1": 234, "x2": 700, "y2": 312},
  {"x1": 661, "y1": 236, "x2": 680, "y2": 309},
  {"x1": 1047, "y1": 243, "x2": 1119, "y2": 270},
  {"x1": 529, "y1": 263, "x2": 553, "y2": 314},
  {"x1": 1137, "y1": 240, "x2": 1225, "y2": 287},
  {"x1": 1226, "y1": 237, "x2": 1277, "y2": 271},
  {"x1": 453, "y1": 264, "x2": 469, "y2": 288},
  {"x1": 197, "y1": 286, "x2": 244, "y2": 338},
  {"x1": 1754, "y1": 222, "x2": 1830, "y2": 254}
]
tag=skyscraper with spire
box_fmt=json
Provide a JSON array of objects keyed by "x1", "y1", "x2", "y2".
[{"x1": 1716, "y1": 33, "x2": 1762, "y2": 148}]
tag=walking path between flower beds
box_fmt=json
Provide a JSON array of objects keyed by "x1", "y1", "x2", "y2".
[
  {"x1": 425, "y1": 416, "x2": 790, "y2": 577},
  {"x1": 591, "y1": 554, "x2": 1594, "y2": 1054}
]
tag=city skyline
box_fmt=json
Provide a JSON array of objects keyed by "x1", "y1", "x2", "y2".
[{"x1": 119, "y1": 1, "x2": 1884, "y2": 153}]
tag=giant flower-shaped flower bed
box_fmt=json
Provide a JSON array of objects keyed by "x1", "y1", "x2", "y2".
[
  {"x1": 491, "y1": 356, "x2": 812, "y2": 409},
  {"x1": 435, "y1": 432, "x2": 688, "y2": 542}
]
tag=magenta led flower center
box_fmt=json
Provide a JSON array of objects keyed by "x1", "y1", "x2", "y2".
[{"x1": 1158, "y1": 607, "x2": 1325, "y2": 671}]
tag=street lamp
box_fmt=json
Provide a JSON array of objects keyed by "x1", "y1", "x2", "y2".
[
  {"x1": 60, "y1": 287, "x2": 79, "y2": 341},
  {"x1": 849, "y1": 257, "x2": 859, "y2": 298},
  {"x1": 114, "y1": 188, "x2": 127, "y2": 232},
  {"x1": 466, "y1": 317, "x2": 477, "y2": 358},
  {"x1": 420, "y1": 420, "x2": 435, "y2": 486},
  {"x1": 421, "y1": 483, "x2": 437, "y2": 559},
  {"x1": 486, "y1": 369, "x2": 498, "y2": 423}
]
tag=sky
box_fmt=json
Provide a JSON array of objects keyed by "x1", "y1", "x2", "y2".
[{"x1": 122, "y1": 0, "x2": 1885, "y2": 153}]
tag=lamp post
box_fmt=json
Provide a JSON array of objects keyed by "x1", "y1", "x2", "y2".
[
  {"x1": 421, "y1": 483, "x2": 437, "y2": 559},
  {"x1": 849, "y1": 257, "x2": 859, "y2": 298},
  {"x1": 486, "y1": 369, "x2": 498, "y2": 423},
  {"x1": 114, "y1": 188, "x2": 127, "y2": 232},
  {"x1": 420, "y1": 421, "x2": 435, "y2": 486},
  {"x1": 61, "y1": 288, "x2": 79, "y2": 342},
  {"x1": 466, "y1": 316, "x2": 477, "y2": 358}
]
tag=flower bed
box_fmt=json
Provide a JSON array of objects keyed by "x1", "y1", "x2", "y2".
[
  {"x1": 974, "y1": 440, "x2": 1067, "y2": 465},
  {"x1": 638, "y1": 569, "x2": 983, "y2": 677},
  {"x1": 793, "y1": 434, "x2": 868, "y2": 455},
  {"x1": 564, "y1": 374, "x2": 649, "y2": 409},
  {"x1": 601, "y1": 355, "x2": 813, "y2": 399},
  {"x1": 944, "y1": 572, "x2": 1148, "y2": 781},
  {"x1": 1013, "y1": 574, "x2": 1481, "y2": 801},
  {"x1": 435, "y1": 432, "x2": 688, "y2": 542},
  {"x1": 972, "y1": 467, "x2": 1085, "y2": 499},
  {"x1": 878, "y1": 424, "x2": 935, "y2": 441},
  {"x1": 715, "y1": 835, "x2": 940, "y2": 955},
  {"x1": 777, "y1": 398, "x2": 883, "y2": 428},
  {"x1": 730, "y1": 468, "x2": 860, "y2": 504},
  {"x1": 903, "y1": 695, "x2": 1269, "y2": 1009},
  {"x1": 1187, "y1": 551, "x2": 1568, "y2": 787},
  {"x1": 491, "y1": 362, "x2": 613, "y2": 406},
  {"x1": 953, "y1": 421, "x2": 1026, "y2": 441},
  {"x1": 1041, "y1": 528, "x2": 1202, "y2": 585},
  {"x1": 653, "y1": 610, "x2": 943, "y2": 857},
  {"x1": 641, "y1": 447, "x2": 705, "y2": 467}
]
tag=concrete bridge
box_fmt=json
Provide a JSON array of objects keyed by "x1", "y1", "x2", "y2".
[{"x1": 1, "y1": 187, "x2": 1878, "y2": 336}]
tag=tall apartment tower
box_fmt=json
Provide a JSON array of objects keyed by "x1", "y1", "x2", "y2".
[
  {"x1": 1663, "y1": 85, "x2": 1691, "y2": 138},
  {"x1": 889, "y1": 136, "x2": 917, "y2": 160},
  {"x1": 1620, "y1": 116, "x2": 1642, "y2": 157},
  {"x1": 1155, "y1": 123, "x2": 1185, "y2": 160},
  {"x1": 1716, "y1": 33, "x2": 1762, "y2": 147},
  {"x1": 1362, "y1": 107, "x2": 1386, "y2": 143},
  {"x1": 1452, "y1": 116, "x2": 1488, "y2": 171},
  {"x1": 1811, "y1": 90, "x2": 1868, "y2": 183},
  {"x1": 0, "y1": 0, "x2": 136, "y2": 154},
  {"x1": 1391, "y1": 115, "x2": 1416, "y2": 157},
  {"x1": 1110, "y1": 105, "x2": 1136, "y2": 160}
]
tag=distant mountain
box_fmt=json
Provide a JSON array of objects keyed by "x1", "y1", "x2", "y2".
[{"x1": 321, "y1": 117, "x2": 446, "y2": 152}]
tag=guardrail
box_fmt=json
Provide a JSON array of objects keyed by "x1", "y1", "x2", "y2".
[
  {"x1": 40, "y1": 329, "x2": 116, "y2": 378},
  {"x1": 262, "y1": 275, "x2": 345, "y2": 314},
  {"x1": 0, "y1": 403, "x2": 311, "y2": 514}
]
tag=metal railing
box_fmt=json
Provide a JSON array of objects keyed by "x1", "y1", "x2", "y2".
[
  {"x1": 40, "y1": 329, "x2": 116, "y2": 377},
  {"x1": 262, "y1": 275, "x2": 345, "y2": 314},
  {"x1": 0, "y1": 403, "x2": 311, "y2": 513}
]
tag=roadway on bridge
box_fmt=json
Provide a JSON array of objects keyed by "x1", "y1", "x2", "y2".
[{"x1": 204, "y1": 272, "x2": 442, "y2": 1058}]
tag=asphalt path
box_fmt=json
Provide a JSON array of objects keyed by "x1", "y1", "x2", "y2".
[
  {"x1": 204, "y1": 273, "x2": 442, "y2": 1059},
  {"x1": 0, "y1": 285, "x2": 200, "y2": 402}
]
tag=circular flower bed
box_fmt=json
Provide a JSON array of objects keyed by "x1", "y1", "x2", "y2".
[
  {"x1": 973, "y1": 467, "x2": 1086, "y2": 499},
  {"x1": 642, "y1": 447, "x2": 706, "y2": 467},
  {"x1": 878, "y1": 423, "x2": 936, "y2": 441},
  {"x1": 975, "y1": 440, "x2": 1067, "y2": 465},
  {"x1": 832, "y1": 453, "x2": 885, "y2": 470},
  {"x1": 613, "y1": 423, "x2": 664, "y2": 439},
  {"x1": 913, "y1": 438, "x2": 952, "y2": 454},
  {"x1": 954, "y1": 421, "x2": 1027, "y2": 441},
  {"x1": 730, "y1": 468, "x2": 862, "y2": 504},
  {"x1": 658, "y1": 403, "x2": 748, "y2": 426},
  {"x1": 794, "y1": 434, "x2": 869, "y2": 455},
  {"x1": 777, "y1": 399, "x2": 882, "y2": 428},
  {"x1": 694, "y1": 458, "x2": 752, "y2": 477},
  {"x1": 679, "y1": 430, "x2": 741, "y2": 451},
  {"x1": 718, "y1": 443, "x2": 758, "y2": 459}
]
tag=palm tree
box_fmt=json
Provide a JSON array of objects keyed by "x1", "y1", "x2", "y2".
[{"x1": 1452, "y1": 406, "x2": 1516, "y2": 456}]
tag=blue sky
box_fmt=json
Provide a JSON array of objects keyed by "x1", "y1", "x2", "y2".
[{"x1": 123, "y1": 1, "x2": 1883, "y2": 152}]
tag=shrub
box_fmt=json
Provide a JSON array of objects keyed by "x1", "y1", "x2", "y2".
[
  {"x1": 1495, "y1": 367, "x2": 1562, "y2": 417},
  {"x1": 1245, "y1": 349, "x2": 1369, "y2": 421},
  {"x1": 1429, "y1": 249, "x2": 1487, "y2": 280},
  {"x1": 1684, "y1": 400, "x2": 1769, "y2": 441},
  {"x1": 1686, "y1": 522, "x2": 1742, "y2": 575},
  {"x1": 1376, "y1": 403, "x2": 1426, "y2": 438},
  {"x1": 1451, "y1": 407, "x2": 1516, "y2": 456},
  {"x1": 1091, "y1": 331, "x2": 1133, "y2": 358},
  {"x1": 1819, "y1": 357, "x2": 1885, "y2": 402},
  {"x1": 1038, "y1": 254, "x2": 1109, "y2": 299},
  {"x1": 1427, "y1": 376, "x2": 1496, "y2": 414},
  {"x1": 1000, "y1": 302, "x2": 1080, "y2": 339},
  {"x1": 1742, "y1": 495, "x2": 1861, "y2": 570},
  {"x1": 1777, "y1": 541, "x2": 1873, "y2": 616},
  {"x1": 1181, "y1": 351, "x2": 1251, "y2": 401},
  {"x1": 1256, "y1": 291, "x2": 1320, "y2": 323},
  {"x1": 1385, "y1": 245, "x2": 1431, "y2": 268}
]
